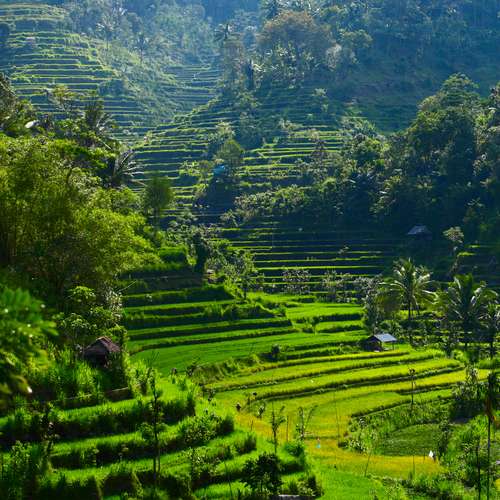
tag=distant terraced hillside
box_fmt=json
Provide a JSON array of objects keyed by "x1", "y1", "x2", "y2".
[
  {"x1": 135, "y1": 86, "x2": 371, "y2": 216},
  {"x1": 0, "y1": 2, "x2": 219, "y2": 139},
  {"x1": 221, "y1": 224, "x2": 398, "y2": 292}
]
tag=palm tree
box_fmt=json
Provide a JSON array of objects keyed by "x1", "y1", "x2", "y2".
[
  {"x1": 482, "y1": 302, "x2": 500, "y2": 359},
  {"x1": 214, "y1": 23, "x2": 233, "y2": 45},
  {"x1": 80, "y1": 94, "x2": 115, "y2": 148},
  {"x1": 437, "y1": 274, "x2": 496, "y2": 351},
  {"x1": 263, "y1": 0, "x2": 281, "y2": 20},
  {"x1": 135, "y1": 31, "x2": 150, "y2": 64},
  {"x1": 104, "y1": 149, "x2": 144, "y2": 189},
  {"x1": 383, "y1": 258, "x2": 433, "y2": 322}
]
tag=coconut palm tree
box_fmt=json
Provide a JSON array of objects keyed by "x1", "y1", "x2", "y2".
[
  {"x1": 437, "y1": 274, "x2": 496, "y2": 351},
  {"x1": 81, "y1": 94, "x2": 115, "y2": 145},
  {"x1": 263, "y1": 0, "x2": 281, "y2": 20},
  {"x1": 383, "y1": 258, "x2": 434, "y2": 322},
  {"x1": 482, "y1": 302, "x2": 500, "y2": 359},
  {"x1": 214, "y1": 23, "x2": 233, "y2": 46},
  {"x1": 104, "y1": 149, "x2": 144, "y2": 189}
]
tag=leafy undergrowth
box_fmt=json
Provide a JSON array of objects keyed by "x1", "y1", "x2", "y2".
[
  {"x1": 375, "y1": 423, "x2": 441, "y2": 457},
  {"x1": 116, "y1": 250, "x2": 487, "y2": 492}
]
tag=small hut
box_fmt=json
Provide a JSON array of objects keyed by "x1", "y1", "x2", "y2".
[
  {"x1": 25, "y1": 36, "x2": 37, "y2": 48},
  {"x1": 212, "y1": 164, "x2": 226, "y2": 176},
  {"x1": 83, "y1": 336, "x2": 121, "y2": 366},
  {"x1": 407, "y1": 224, "x2": 432, "y2": 241},
  {"x1": 365, "y1": 333, "x2": 398, "y2": 351}
]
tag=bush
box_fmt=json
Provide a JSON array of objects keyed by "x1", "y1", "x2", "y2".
[
  {"x1": 285, "y1": 473, "x2": 323, "y2": 497},
  {"x1": 176, "y1": 412, "x2": 233, "y2": 448},
  {"x1": 29, "y1": 350, "x2": 101, "y2": 402},
  {"x1": 1, "y1": 394, "x2": 196, "y2": 446},
  {"x1": 406, "y1": 474, "x2": 474, "y2": 500},
  {"x1": 234, "y1": 433, "x2": 257, "y2": 454},
  {"x1": 242, "y1": 453, "x2": 282, "y2": 498},
  {"x1": 215, "y1": 413, "x2": 235, "y2": 435},
  {"x1": 40, "y1": 474, "x2": 103, "y2": 500},
  {"x1": 104, "y1": 466, "x2": 143, "y2": 496},
  {"x1": 160, "y1": 471, "x2": 193, "y2": 499}
]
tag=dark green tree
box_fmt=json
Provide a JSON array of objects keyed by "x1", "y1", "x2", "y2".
[
  {"x1": 437, "y1": 274, "x2": 496, "y2": 350},
  {"x1": 143, "y1": 177, "x2": 174, "y2": 227},
  {"x1": 383, "y1": 258, "x2": 433, "y2": 321},
  {"x1": 242, "y1": 453, "x2": 282, "y2": 498},
  {"x1": 0, "y1": 22, "x2": 11, "y2": 51}
]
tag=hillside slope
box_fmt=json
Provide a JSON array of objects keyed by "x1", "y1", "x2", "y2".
[{"x1": 0, "y1": 1, "x2": 220, "y2": 139}]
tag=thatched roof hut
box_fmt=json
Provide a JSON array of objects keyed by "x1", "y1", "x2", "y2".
[{"x1": 83, "y1": 336, "x2": 121, "y2": 366}]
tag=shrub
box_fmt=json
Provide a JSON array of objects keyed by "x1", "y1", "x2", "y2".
[
  {"x1": 234, "y1": 433, "x2": 257, "y2": 454},
  {"x1": 285, "y1": 473, "x2": 323, "y2": 497},
  {"x1": 40, "y1": 474, "x2": 103, "y2": 500},
  {"x1": 176, "y1": 412, "x2": 232, "y2": 448},
  {"x1": 215, "y1": 413, "x2": 235, "y2": 435},
  {"x1": 0, "y1": 394, "x2": 196, "y2": 446},
  {"x1": 142, "y1": 487, "x2": 170, "y2": 500},
  {"x1": 104, "y1": 466, "x2": 143, "y2": 496},
  {"x1": 242, "y1": 453, "x2": 282, "y2": 498},
  {"x1": 160, "y1": 471, "x2": 193, "y2": 499}
]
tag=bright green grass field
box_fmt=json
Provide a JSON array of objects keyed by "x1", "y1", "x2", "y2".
[
  {"x1": 132, "y1": 330, "x2": 366, "y2": 373},
  {"x1": 376, "y1": 423, "x2": 441, "y2": 457}
]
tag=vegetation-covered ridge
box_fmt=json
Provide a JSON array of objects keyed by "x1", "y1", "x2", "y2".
[
  {"x1": 1, "y1": 0, "x2": 500, "y2": 498},
  {"x1": 0, "y1": 0, "x2": 219, "y2": 139}
]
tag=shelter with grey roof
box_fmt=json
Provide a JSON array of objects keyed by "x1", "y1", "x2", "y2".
[
  {"x1": 83, "y1": 336, "x2": 121, "y2": 366},
  {"x1": 364, "y1": 333, "x2": 398, "y2": 351}
]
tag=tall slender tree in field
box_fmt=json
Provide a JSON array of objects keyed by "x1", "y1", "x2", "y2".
[
  {"x1": 143, "y1": 177, "x2": 174, "y2": 227},
  {"x1": 383, "y1": 258, "x2": 433, "y2": 321},
  {"x1": 437, "y1": 274, "x2": 496, "y2": 351}
]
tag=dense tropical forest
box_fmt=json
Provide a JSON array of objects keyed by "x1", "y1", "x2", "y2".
[{"x1": 1, "y1": 0, "x2": 500, "y2": 498}]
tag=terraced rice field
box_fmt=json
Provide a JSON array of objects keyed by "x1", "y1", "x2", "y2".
[
  {"x1": 133, "y1": 87, "x2": 368, "y2": 213},
  {"x1": 208, "y1": 343, "x2": 482, "y2": 478},
  {"x1": 456, "y1": 244, "x2": 500, "y2": 290},
  {"x1": 0, "y1": 2, "x2": 219, "y2": 139},
  {"x1": 1, "y1": 376, "x2": 309, "y2": 497},
  {"x1": 123, "y1": 246, "x2": 375, "y2": 371},
  {"x1": 221, "y1": 225, "x2": 399, "y2": 291},
  {"x1": 119, "y1": 251, "x2": 477, "y2": 484}
]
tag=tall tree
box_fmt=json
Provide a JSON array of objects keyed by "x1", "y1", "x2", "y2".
[
  {"x1": 437, "y1": 274, "x2": 497, "y2": 350},
  {"x1": 143, "y1": 177, "x2": 174, "y2": 227},
  {"x1": 259, "y1": 11, "x2": 332, "y2": 84},
  {"x1": 383, "y1": 258, "x2": 433, "y2": 322},
  {"x1": 104, "y1": 149, "x2": 144, "y2": 189},
  {"x1": 79, "y1": 93, "x2": 115, "y2": 148}
]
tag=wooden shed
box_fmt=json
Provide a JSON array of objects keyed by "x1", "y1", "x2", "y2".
[
  {"x1": 365, "y1": 333, "x2": 398, "y2": 351},
  {"x1": 83, "y1": 336, "x2": 121, "y2": 366}
]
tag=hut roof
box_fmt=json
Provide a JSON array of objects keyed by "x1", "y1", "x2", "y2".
[
  {"x1": 83, "y1": 336, "x2": 121, "y2": 357},
  {"x1": 370, "y1": 333, "x2": 398, "y2": 343},
  {"x1": 407, "y1": 225, "x2": 431, "y2": 237},
  {"x1": 213, "y1": 164, "x2": 226, "y2": 176}
]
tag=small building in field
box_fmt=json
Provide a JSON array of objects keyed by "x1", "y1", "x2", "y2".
[
  {"x1": 407, "y1": 224, "x2": 432, "y2": 241},
  {"x1": 83, "y1": 336, "x2": 121, "y2": 366},
  {"x1": 212, "y1": 164, "x2": 226, "y2": 176},
  {"x1": 364, "y1": 333, "x2": 398, "y2": 351},
  {"x1": 25, "y1": 36, "x2": 37, "y2": 48}
]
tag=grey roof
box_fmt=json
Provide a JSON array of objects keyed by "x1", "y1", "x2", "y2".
[
  {"x1": 83, "y1": 336, "x2": 121, "y2": 357},
  {"x1": 371, "y1": 333, "x2": 398, "y2": 343},
  {"x1": 407, "y1": 225, "x2": 431, "y2": 236}
]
